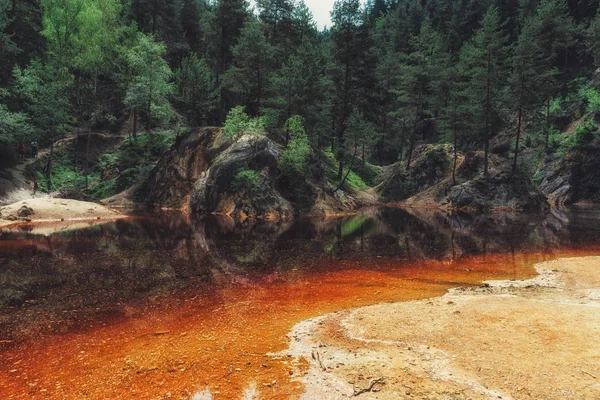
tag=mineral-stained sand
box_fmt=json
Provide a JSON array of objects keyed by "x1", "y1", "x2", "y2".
[{"x1": 289, "y1": 257, "x2": 600, "y2": 399}]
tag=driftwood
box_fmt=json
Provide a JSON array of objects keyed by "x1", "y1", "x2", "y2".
[
  {"x1": 311, "y1": 350, "x2": 326, "y2": 371},
  {"x1": 353, "y1": 377, "x2": 385, "y2": 397}
]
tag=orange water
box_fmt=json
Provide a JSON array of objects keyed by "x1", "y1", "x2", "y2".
[{"x1": 1, "y1": 209, "x2": 600, "y2": 399}]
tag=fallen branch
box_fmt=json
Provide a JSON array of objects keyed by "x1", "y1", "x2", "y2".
[
  {"x1": 583, "y1": 370, "x2": 597, "y2": 379},
  {"x1": 311, "y1": 350, "x2": 326, "y2": 371},
  {"x1": 353, "y1": 377, "x2": 385, "y2": 397}
]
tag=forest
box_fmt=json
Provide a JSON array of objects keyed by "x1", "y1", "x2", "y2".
[{"x1": 1, "y1": 0, "x2": 600, "y2": 210}]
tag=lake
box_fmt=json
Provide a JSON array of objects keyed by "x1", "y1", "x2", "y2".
[{"x1": 1, "y1": 207, "x2": 600, "y2": 399}]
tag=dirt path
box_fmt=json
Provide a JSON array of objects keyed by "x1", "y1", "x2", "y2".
[
  {"x1": 289, "y1": 257, "x2": 600, "y2": 399},
  {"x1": 0, "y1": 148, "x2": 51, "y2": 206}
]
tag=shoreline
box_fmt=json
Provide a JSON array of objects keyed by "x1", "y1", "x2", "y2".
[{"x1": 288, "y1": 256, "x2": 600, "y2": 399}]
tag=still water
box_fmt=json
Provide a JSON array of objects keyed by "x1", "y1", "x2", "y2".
[{"x1": 1, "y1": 207, "x2": 600, "y2": 399}]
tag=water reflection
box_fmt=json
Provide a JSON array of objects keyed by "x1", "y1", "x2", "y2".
[{"x1": 2, "y1": 206, "x2": 600, "y2": 345}]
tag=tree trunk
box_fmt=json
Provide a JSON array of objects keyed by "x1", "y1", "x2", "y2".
[
  {"x1": 513, "y1": 84, "x2": 524, "y2": 176},
  {"x1": 333, "y1": 144, "x2": 358, "y2": 194},
  {"x1": 47, "y1": 142, "x2": 54, "y2": 191},
  {"x1": 133, "y1": 108, "x2": 138, "y2": 141},
  {"x1": 545, "y1": 95, "x2": 551, "y2": 148},
  {"x1": 452, "y1": 110, "x2": 458, "y2": 186},
  {"x1": 86, "y1": 124, "x2": 91, "y2": 189},
  {"x1": 484, "y1": 49, "x2": 492, "y2": 180},
  {"x1": 406, "y1": 87, "x2": 422, "y2": 170}
]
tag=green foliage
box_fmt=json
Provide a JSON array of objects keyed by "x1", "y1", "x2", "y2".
[
  {"x1": 584, "y1": 89, "x2": 600, "y2": 114},
  {"x1": 175, "y1": 54, "x2": 216, "y2": 124},
  {"x1": 573, "y1": 118, "x2": 598, "y2": 146},
  {"x1": 232, "y1": 168, "x2": 260, "y2": 192},
  {"x1": 223, "y1": 106, "x2": 266, "y2": 138},
  {"x1": 125, "y1": 33, "x2": 175, "y2": 129},
  {"x1": 280, "y1": 116, "x2": 310, "y2": 179},
  {"x1": 323, "y1": 147, "x2": 370, "y2": 190}
]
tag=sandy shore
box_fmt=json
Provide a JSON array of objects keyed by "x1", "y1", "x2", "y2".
[
  {"x1": 289, "y1": 257, "x2": 600, "y2": 399},
  {"x1": 0, "y1": 198, "x2": 123, "y2": 231}
]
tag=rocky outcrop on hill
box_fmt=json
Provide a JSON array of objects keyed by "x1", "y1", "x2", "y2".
[
  {"x1": 140, "y1": 128, "x2": 293, "y2": 219},
  {"x1": 537, "y1": 147, "x2": 600, "y2": 206},
  {"x1": 190, "y1": 134, "x2": 293, "y2": 218},
  {"x1": 379, "y1": 146, "x2": 548, "y2": 211},
  {"x1": 378, "y1": 144, "x2": 452, "y2": 201}
]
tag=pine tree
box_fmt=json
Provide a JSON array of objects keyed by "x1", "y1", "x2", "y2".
[
  {"x1": 396, "y1": 20, "x2": 442, "y2": 169},
  {"x1": 13, "y1": 62, "x2": 72, "y2": 189},
  {"x1": 330, "y1": 0, "x2": 370, "y2": 179},
  {"x1": 530, "y1": 0, "x2": 578, "y2": 147},
  {"x1": 223, "y1": 17, "x2": 274, "y2": 116},
  {"x1": 203, "y1": 0, "x2": 249, "y2": 121},
  {"x1": 268, "y1": 38, "x2": 330, "y2": 143},
  {"x1": 508, "y1": 20, "x2": 542, "y2": 174},
  {"x1": 459, "y1": 7, "x2": 507, "y2": 179}
]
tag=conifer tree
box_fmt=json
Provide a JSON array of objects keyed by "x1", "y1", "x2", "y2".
[
  {"x1": 223, "y1": 18, "x2": 274, "y2": 116},
  {"x1": 459, "y1": 7, "x2": 507, "y2": 179}
]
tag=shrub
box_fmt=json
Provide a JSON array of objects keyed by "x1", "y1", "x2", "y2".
[
  {"x1": 586, "y1": 88, "x2": 600, "y2": 114},
  {"x1": 280, "y1": 116, "x2": 310, "y2": 180},
  {"x1": 224, "y1": 106, "x2": 266, "y2": 139},
  {"x1": 232, "y1": 168, "x2": 260, "y2": 192},
  {"x1": 573, "y1": 117, "x2": 597, "y2": 147}
]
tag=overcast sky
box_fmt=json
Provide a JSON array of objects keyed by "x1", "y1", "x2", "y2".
[
  {"x1": 252, "y1": 1, "x2": 366, "y2": 30},
  {"x1": 304, "y1": 0, "x2": 337, "y2": 29}
]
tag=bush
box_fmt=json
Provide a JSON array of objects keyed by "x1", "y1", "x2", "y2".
[
  {"x1": 232, "y1": 168, "x2": 260, "y2": 193},
  {"x1": 585, "y1": 88, "x2": 600, "y2": 114},
  {"x1": 573, "y1": 117, "x2": 597, "y2": 147},
  {"x1": 224, "y1": 106, "x2": 266, "y2": 139},
  {"x1": 280, "y1": 116, "x2": 310, "y2": 180}
]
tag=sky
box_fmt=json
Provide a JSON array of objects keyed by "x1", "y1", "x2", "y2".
[
  {"x1": 304, "y1": 0, "x2": 337, "y2": 29},
  {"x1": 252, "y1": 1, "x2": 366, "y2": 31}
]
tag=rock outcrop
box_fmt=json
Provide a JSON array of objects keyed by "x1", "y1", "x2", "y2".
[
  {"x1": 190, "y1": 134, "x2": 293, "y2": 219},
  {"x1": 140, "y1": 128, "x2": 294, "y2": 219},
  {"x1": 537, "y1": 147, "x2": 600, "y2": 206}
]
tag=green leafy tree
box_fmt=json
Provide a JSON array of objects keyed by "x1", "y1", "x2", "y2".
[
  {"x1": 13, "y1": 62, "x2": 72, "y2": 189},
  {"x1": 125, "y1": 33, "x2": 175, "y2": 139},
  {"x1": 0, "y1": 0, "x2": 44, "y2": 84}
]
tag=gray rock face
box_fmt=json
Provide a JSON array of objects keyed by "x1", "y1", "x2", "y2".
[
  {"x1": 142, "y1": 129, "x2": 293, "y2": 218},
  {"x1": 447, "y1": 172, "x2": 548, "y2": 211},
  {"x1": 142, "y1": 127, "x2": 225, "y2": 208},
  {"x1": 190, "y1": 134, "x2": 293, "y2": 217}
]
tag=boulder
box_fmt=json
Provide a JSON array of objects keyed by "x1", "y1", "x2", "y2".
[
  {"x1": 190, "y1": 134, "x2": 293, "y2": 218},
  {"x1": 17, "y1": 205, "x2": 34, "y2": 217}
]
